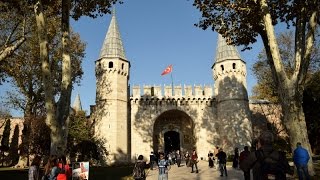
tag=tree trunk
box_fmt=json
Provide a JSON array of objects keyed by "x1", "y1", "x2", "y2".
[
  {"x1": 34, "y1": 1, "x2": 57, "y2": 155},
  {"x1": 259, "y1": 0, "x2": 315, "y2": 175},
  {"x1": 53, "y1": 0, "x2": 72, "y2": 156},
  {"x1": 281, "y1": 87, "x2": 315, "y2": 175}
]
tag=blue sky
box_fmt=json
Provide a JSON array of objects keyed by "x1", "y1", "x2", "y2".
[{"x1": 1, "y1": 0, "x2": 265, "y2": 116}]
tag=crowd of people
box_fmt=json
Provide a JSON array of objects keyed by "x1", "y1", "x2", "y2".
[
  {"x1": 133, "y1": 131, "x2": 312, "y2": 180},
  {"x1": 27, "y1": 131, "x2": 312, "y2": 180},
  {"x1": 28, "y1": 155, "x2": 73, "y2": 180},
  {"x1": 133, "y1": 147, "x2": 229, "y2": 179}
]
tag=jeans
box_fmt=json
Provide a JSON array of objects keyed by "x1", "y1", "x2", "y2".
[
  {"x1": 219, "y1": 163, "x2": 227, "y2": 176},
  {"x1": 158, "y1": 173, "x2": 168, "y2": 180},
  {"x1": 296, "y1": 164, "x2": 310, "y2": 180},
  {"x1": 191, "y1": 160, "x2": 198, "y2": 172}
]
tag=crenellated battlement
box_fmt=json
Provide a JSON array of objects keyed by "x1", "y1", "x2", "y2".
[{"x1": 131, "y1": 84, "x2": 214, "y2": 98}]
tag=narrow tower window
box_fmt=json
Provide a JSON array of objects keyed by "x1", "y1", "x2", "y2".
[
  {"x1": 233, "y1": 63, "x2": 236, "y2": 69},
  {"x1": 109, "y1": 61, "x2": 113, "y2": 68},
  {"x1": 122, "y1": 63, "x2": 124, "y2": 69},
  {"x1": 221, "y1": 65, "x2": 224, "y2": 71}
]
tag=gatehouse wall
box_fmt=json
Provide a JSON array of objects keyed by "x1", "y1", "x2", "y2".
[{"x1": 130, "y1": 84, "x2": 217, "y2": 160}]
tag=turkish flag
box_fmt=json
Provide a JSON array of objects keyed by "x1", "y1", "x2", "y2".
[{"x1": 161, "y1": 64, "x2": 173, "y2": 76}]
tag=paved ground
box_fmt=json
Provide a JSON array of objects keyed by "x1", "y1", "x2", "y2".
[{"x1": 146, "y1": 161, "x2": 245, "y2": 180}]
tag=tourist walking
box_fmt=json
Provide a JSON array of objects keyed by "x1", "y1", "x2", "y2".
[
  {"x1": 214, "y1": 146, "x2": 219, "y2": 169},
  {"x1": 171, "y1": 151, "x2": 176, "y2": 165},
  {"x1": 157, "y1": 152, "x2": 170, "y2": 180},
  {"x1": 232, "y1": 147, "x2": 239, "y2": 169},
  {"x1": 175, "y1": 150, "x2": 181, "y2": 167},
  {"x1": 150, "y1": 152, "x2": 156, "y2": 170},
  {"x1": 167, "y1": 152, "x2": 173, "y2": 165},
  {"x1": 28, "y1": 155, "x2": 41, "y2": 180},
  {"x1": 216, "y1": 148, "x2": 228, "y2": 177},
  {"x1": 190, "y1": 149, "x2": 199, "y2": 173},
  {"x1": 240, "y1": 131, "x2": 292, "y2": 180},
  {"x1": 133, "y1": 155, "x2": 147, "y2": 180},
  {"x1": 208, "y1": 151, "x2": 214, "y2": 168},
  {"x1": 184, "y1": 151, "x2": 190, "y2": 167},
  {"x1": 293, "y1": 142, "x2": 310, "y2": 180},
  {"x1": 239, "y1": 146, "x2": 250, "y2": 180}
]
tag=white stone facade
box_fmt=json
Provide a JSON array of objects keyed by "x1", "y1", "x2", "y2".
[{"x1": 90, "y1": 12, "x2": 254, "y2": 165}]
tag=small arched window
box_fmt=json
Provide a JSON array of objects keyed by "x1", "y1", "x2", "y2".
[
  {"x1": 108, "y1": 61, "x2": 113, "y2": 68},
  {"x1": 233, "y1": 63, "x2": 236, "y2": 69},
  {"x1": 122, "y1": 63, "x2": 124, "y2": 69},
  {"x1": 221, "y1": 65, "x2": 224, "y2": 71}
]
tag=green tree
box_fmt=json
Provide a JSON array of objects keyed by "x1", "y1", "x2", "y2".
[
  {"x1": 68, "y1": 110, "x2": 100, "y2": 162},
  {"x1": 0, "y1": 119, "x2": 10, "y2": 166},
  {"x1": 32, "y1": 0, "x2": 121, "y2": 156},
  {"x1": 0, "y1": 119, "x2": 10, "y2": 149},
  {"x1": 303, "y1": 72, "x2": 320, "y2": 154},
  {"x1": 193, "y1": 0, "x2": 319, "y2": 174},
  {"x1": 0, "y1": 1, "x2": 85, "y2": 165},
  {"x1": 1, "y1": 0, "x2": 120, "y2": 157}
]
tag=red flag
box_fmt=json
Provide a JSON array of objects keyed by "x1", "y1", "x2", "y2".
[{"x1": 161, "y1": 64, "x2": 173, "y2": 76}]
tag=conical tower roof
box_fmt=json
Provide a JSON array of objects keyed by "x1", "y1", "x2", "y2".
[
  {"x1": 99, "y1": 9, "x2": 127, "y2": 60},
  {"x1": 73, "y1": 93, "x2": 82, "y2": 112},
  {"x1": 215, "y1": 34, "x2": 241, "y2": 62}
]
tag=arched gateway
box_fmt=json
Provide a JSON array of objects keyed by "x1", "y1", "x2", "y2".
[{"x1": 153, "y1": 110, "x2": 195, "y2": 154}]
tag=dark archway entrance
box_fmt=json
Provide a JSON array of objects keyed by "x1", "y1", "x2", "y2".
[
  {"x1": 153, "y1": 109, "x2": 194, "y2": 154},
  {"x1": 164, "y1": 131, "x2": 180, "y2": 154}
]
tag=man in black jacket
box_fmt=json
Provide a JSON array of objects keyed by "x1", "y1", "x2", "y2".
[{"x1": 216, "y1": 148, "x2": 228, "y2": 177}]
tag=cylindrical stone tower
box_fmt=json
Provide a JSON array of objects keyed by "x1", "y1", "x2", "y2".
[
  {"x1": 94, "y1": 10, "x2": 130, "y2": 165},
  {"x1": 212, "y1": 34, "x2": 252, "y2": 154}
]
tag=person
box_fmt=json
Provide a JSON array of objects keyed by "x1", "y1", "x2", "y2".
[
  {"x1": 57, "y1": 155, "x2": 71, "y2": 180},
  {"x1": 184, "y1": 151, "x2": 190, "y2": 167},
  {"x1": 133, "y1": 155, "x2": 147, "y2": 180},
  {"x1": 167, "y1": 152, "x2": 172, "y2": 165},
  {"x1": 216, "y1": 148, "x2": 228, "y2": 177},
  {"x1": 240, "y1": 131, "x2": 292, "y2": 180},
  {"x1": 214, "y1": 146, "x2": 219, "y2": 169},
  {"x1": 239, "y1": 146, "x2": 250, "y2": 180},
  {"x1": 233, "y1": 147, "x2": 239, "y2": 169},
  {"x1": 175, "y1": 150, "x2": 181, "y2": 167},
  {"x1": 171, "y1": 151, "x2": 176, "y2": 165},
  {"x1": 43, "y1": 156, "x2": 60, "y2": 180},
  {"x1": 208, "y1": 151, "x2": 214, "y2": 168},
  {"x1": 190, "y1": 149, "x2": 199, "y2": 173},
  {"x1": 157, "y1": 152, "x2": 170, "y2": 180},
  {"x1": 150, "y1": 152, "x2": 156, "y2": 170},
  {"x1": 293, "y1": 142, "x2": 310, "y2": 180},
  {"x1": 29, "y1": 155, "x2": 41, "y2": 180}
]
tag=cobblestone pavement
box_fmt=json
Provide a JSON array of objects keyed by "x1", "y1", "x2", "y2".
[{"x1": 146, "y1": 161, "x2": 245, "y2": 180}]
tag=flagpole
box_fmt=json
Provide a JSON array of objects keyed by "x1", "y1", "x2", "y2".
[{"x1": 170, "y1": 72, "x2": 174, "y2": 96}]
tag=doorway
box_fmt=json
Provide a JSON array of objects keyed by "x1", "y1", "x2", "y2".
[{"x1": 164, "y1": 131, "x2": 180, "y2": 154}]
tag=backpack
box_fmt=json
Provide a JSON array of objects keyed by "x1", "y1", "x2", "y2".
[
  {"x1": 255, "y1": 150, "x2": 289, "y2": 180},
  {"x1": 132, "y1": 162, "x2": 145, "y2": 179}
]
